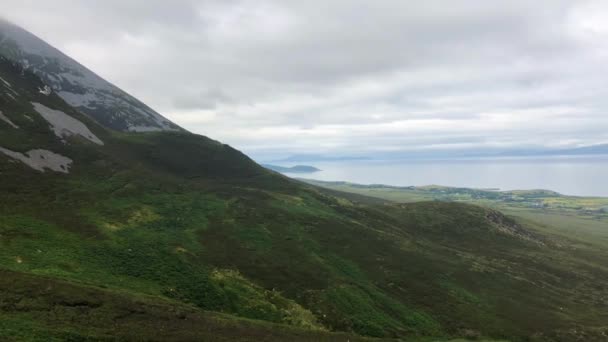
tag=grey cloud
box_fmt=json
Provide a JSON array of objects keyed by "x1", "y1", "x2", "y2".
[
  {"x1": 173, "y1": 87, "x2": 234, "y2": 110},
  {"x1": 2, "y1": 0, "x2": 608, "y2": 158}
]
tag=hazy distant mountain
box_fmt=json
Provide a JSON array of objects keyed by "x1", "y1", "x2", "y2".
[
  {"x1": 0, "y1": 19, "x2": 182, "y2": 132},
  {"x1": 275, "y1": 154, "x2": 371, "y2": 163},
  {"x1": 541, "y1": 144, "x2": 608, "y2": 156},
  {"x1": 276, "y1": 144, "x2": 608, "y2": 163},
  {"x1": 262, "y1": 164, "x2": 321, "y2": 173}
]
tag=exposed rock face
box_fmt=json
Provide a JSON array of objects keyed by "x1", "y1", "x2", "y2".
[
  {"x1": 0, "y1": 110, "x2": 18, "y2": 128},
  {"x1": 486, "y1": 209, "x2": 546, "y2": 245},
  {"x1": 31, "y1": 102, "x2": 103, "y2": 145},
  {"x1": 0, "y1": 71, "x2": 19, "y2": 101},
  {"x1": 0, "y1": 147, "x2": 73, "y2": 173},
  {"x1": 0, "y1": 19, "x2": 183, "y2": 133}
]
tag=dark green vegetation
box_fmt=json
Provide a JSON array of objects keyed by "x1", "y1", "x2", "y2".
[
  {"x1": 0, "y1": 269, "x2": 376, "y2": 342},
  {"x1": 262, "y1": 164, "x2": 321, "y2": 173},
  {"x1": 300, "y1": 179, "x2": 608, "y2": 244},
  {"x1": 1, "y1": 58, "x2": 607, "y2": 341}
]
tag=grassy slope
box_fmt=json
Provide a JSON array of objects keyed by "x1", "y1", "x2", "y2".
[
  {"x1": 0, "y1": 269, "x2": 381, "y2": 342},
  {"x1": 299, "y1": 180, "x2": 608, "y2": 241},
  {"x1": 1, "y1": 58, "x2": 608, "y2": 341},
  {"x1": 301, "y1": 180, "x2": 608, "y2": 338}
]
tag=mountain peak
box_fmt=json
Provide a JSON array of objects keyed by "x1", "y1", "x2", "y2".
[{"x1": 0, "y1": 20, "x2": 183, "y2": 133}]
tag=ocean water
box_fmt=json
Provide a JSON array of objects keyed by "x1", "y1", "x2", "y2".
[{"x1": 276, "y1": 156, "x2": 608, "y2": 197}]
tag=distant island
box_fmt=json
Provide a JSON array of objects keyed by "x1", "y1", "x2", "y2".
[{"x1": 262, "y1": 164, "x2": 321, "y2": 173}]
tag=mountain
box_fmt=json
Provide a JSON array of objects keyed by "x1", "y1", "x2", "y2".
[
  {"x1": 262, "y1": 164, "x2": 321, "y2": 173},
  {"x1": 0, "y1": 18, "x2": 182, "y2": 132},
  {"x1": 542, "y1": 144, "x2": 608, "y2": 156},
  {"x1": 274, "y1": 154, "x2": 371, "y2": 163},
  {"x1": 275, "y1": 144, "x2": 608, "y2": 164},
  {"x1": 1, "y1": 27, "x2": 607, "y2": 341}
]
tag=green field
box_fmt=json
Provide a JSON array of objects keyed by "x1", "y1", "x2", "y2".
[
  {"x1": 300, "y1": 179, "x2": 608, "y2": 227},
  {"x1": 299, "y1": 180, "x2": 608, "y2": 216}
]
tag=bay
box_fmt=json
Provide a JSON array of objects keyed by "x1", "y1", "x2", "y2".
[{"x1": 277, "y1": 155, "x2": 608, "y2": 197}]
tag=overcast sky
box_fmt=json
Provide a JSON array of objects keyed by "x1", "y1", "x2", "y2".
[{"x1": 3, "y1": 1, "x2": 608, "y2": 159}]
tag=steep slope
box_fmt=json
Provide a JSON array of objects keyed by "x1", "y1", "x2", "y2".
[
  {"x1": 0, "y1": 269, "x2": 379, "y2": 342},
  {"x1": 1, "y1": 54, "x2": 607, "y2": 341},
  {"x1": 0, "y1": 19, "x2": 181, "y2": 132}
]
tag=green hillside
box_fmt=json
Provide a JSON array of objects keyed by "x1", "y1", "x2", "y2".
[{"x1": 1, "y1": 57, "x2": 607, "y2": 341}]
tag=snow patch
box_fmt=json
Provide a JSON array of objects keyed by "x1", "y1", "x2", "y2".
[
  {"x1": 0, "y1": 147, "x2": 72, "y2": 173},
  {"x1": 31, "y1": 102, "x2": 104, "y2": 145},
  {"x1": 0, "y1": 110, "x2": 19, "y2": 128}
]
